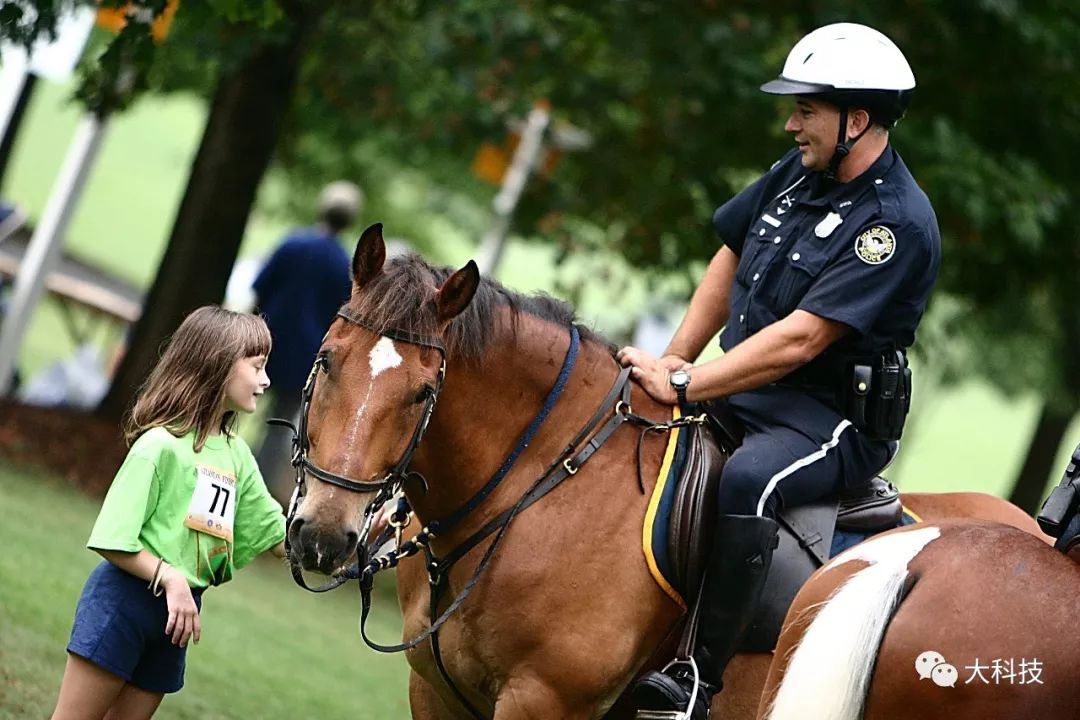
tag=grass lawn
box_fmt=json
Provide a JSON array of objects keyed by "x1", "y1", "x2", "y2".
[{"x1": 0, "y1": 466, "x2": 410, "y2": 719}]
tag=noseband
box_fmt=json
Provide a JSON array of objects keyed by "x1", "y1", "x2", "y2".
[{"x1": 277, "y1": 307, "x2": 445, "y2": 591}]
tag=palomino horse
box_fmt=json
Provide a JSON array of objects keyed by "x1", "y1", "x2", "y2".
[
  {"x1": 287, "y1": 223, "x2": 1049, "y2": 719},
  {"x1": 758, "y1": 520, "x2": 1080, "y2": 719}
]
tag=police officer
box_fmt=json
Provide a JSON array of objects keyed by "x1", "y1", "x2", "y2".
[{"x1": 618, "y1": 23, "x2": 941, "y2": 718}]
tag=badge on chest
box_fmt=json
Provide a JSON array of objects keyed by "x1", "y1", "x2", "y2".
[{"x1": 185, "y1": 464, "x2": 237, "y2": 542}]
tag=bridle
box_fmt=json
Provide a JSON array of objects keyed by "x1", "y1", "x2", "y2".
[
  {"x1": 276, "y1": 306, "x2": 695, "y2": 719},
  {"x1": 275, "y1": 306, "x2": 445, "y2": 592}
]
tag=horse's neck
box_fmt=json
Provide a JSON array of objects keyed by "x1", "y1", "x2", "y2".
[{"x1": 406, "y1": 318, "x2": 618, "y2": 539}]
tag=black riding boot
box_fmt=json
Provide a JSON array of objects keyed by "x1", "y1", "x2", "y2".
[{"x1": 632, "y1": 514, "x2": 780, "y2": 719}]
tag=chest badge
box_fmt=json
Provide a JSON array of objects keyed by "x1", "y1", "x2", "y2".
[
  {"x1": 814, "y1": 212, "x2": 843, "y2": 238},
  {"x1": 854, "y1": 226, "x2": 896, "y2": 265}
]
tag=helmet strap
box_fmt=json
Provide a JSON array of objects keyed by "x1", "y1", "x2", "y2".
[{"x1": 825, "y1": 106, "x2": 872, "y2": 182}]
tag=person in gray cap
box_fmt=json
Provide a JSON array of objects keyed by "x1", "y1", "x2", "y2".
[{"x1": 252, "y1": 181, "x2": 363, "y2": 502}]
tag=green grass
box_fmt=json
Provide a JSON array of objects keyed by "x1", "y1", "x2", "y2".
[{"x1": 0, "y1": 466, "x2": 410, "y2": 719}]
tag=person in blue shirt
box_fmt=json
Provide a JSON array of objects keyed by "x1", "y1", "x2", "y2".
[
  {"x1": 252, "y1": 181, "x2": 361, "y2": 502},
  {"x1": 619, "y1": 23, "x2": 941, "y2": 718}
]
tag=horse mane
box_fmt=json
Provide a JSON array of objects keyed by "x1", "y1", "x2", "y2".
[{"x1": 345, "y1": 253, "x2": 612, "y2": 359}]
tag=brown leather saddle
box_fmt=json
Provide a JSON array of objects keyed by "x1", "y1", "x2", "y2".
[{"x1": 667, "y1": 406, "x2": 903, "y2": 652}]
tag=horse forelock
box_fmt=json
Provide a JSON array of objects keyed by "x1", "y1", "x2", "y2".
[{"x1": 344, "y1": 252, "x2": 612, "y2": 359}]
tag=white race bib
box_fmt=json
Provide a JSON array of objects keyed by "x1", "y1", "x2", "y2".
[{"x1": 184, "y1": 464, "x2": 237, "y2": 542}]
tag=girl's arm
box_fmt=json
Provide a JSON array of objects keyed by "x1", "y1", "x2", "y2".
[
  {"x1": 268, "y1": 541, "x2": 286, "y2": 559},
  {"x1": 95, "y1": 549, "x2": 201, "y2": 647}
]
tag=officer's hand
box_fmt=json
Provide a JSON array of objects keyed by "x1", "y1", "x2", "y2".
[
  {"x1": 617, "y1": 346, "x2": 678, "y2": 405},
  {"x1": 658, "y1": 354, "x2": 692, "y2": 373}
]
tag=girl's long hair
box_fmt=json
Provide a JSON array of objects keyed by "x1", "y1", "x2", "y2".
[{"x1": 125, "y1": 306, "x2": 271, "y2": 451}]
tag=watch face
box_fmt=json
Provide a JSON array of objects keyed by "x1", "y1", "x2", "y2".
[{"x1": 670, "y1": 370, "x2": 690, "y2": 388}]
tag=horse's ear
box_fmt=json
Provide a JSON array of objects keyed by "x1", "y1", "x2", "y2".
[
  {"x1": 352, "y1": 223, "x2": 386, "y2": 288},
  {"x1": 435, "y1": 260, "x2": 480, "y2": 324}
]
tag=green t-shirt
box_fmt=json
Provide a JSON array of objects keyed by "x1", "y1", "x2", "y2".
[{"x1": 88, "y1": 427, "x2": 286, "y2": 588}]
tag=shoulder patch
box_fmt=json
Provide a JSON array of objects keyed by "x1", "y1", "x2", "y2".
[{"x1": 854, "y1": 226, "x2": 896, "y2": 265}]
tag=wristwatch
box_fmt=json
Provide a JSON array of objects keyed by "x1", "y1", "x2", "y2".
[{"x1": 669, "y1": 368, "x2": 691, "y2": 406}]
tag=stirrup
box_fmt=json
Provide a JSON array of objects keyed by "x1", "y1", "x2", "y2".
[{"x1": 634, "y1": 658, "x2": 703, "y2": 720}]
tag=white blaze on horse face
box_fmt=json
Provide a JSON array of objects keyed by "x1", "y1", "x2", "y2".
[
  {"x1": 340, "y1": 337, "x2": 402, "y2": 473},
  {"x1": 369, "y1": 337, "x2": 402, "y2": 377}
]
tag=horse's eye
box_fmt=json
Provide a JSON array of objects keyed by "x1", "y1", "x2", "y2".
[
  {"x1": 317, "y1": 353, "x2": 331, "y2": 373},
  {"x1": 414, "y1": 386, "x2": 434, "y2": 404}
]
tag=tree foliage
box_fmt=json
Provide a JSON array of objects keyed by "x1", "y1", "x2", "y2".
[{"x1": 4, "y1": 1, "x2": 1080, "y2": 425}]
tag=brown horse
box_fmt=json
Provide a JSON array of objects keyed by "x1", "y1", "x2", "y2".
[
  {"x1": 757, "y1": 520, "x2": 1080, "y2": 719},
  {"x1": 287, "y1": 223, "x2": 1050, "y2": 719}
]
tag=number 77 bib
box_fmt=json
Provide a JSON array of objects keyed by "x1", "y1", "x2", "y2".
[{"x1": 184, "y1": 464, "x2": 237, "y2": 542}]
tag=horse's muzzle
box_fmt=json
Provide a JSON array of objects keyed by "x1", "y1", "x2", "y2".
[{"x1": 287, "y1": 518, "x2": 362, "y2": 576}]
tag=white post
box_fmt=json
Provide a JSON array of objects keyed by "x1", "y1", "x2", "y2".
[
  {"x1": 475, "y1": 101, "x2": 551, "y2": 277},
  {"x1": 0, "y1": 112, "x2": 107, "y2": 394},
  {"x1": 0, "y1": 46, "x2": 29, "y2": 145}
]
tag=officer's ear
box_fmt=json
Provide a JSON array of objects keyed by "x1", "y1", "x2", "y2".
[{"x1": 847, "y1": 108, "x2": 872, "y2": 140}]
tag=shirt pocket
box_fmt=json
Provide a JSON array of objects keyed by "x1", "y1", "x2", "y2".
[
  {"x1": 735, "y1": 226, "x2": 778, "y2": 287},
  {"x1": 768, "y1": 242, "x2": 830, "y2": 316}
]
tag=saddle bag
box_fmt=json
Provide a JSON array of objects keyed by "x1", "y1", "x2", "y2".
[
  {"x1": 1038, "y1": 442, "x2": 1080, "y2": 538},
  {"x1": 668, "y1": 420, "x2": 728, "y2": 595}
]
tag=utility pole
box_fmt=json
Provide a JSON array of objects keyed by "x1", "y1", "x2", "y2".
[{"x1": 475, "y1": 100, "x2": 552, "y2": 277}]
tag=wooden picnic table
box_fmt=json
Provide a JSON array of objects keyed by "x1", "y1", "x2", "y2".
[{"x1": 0, "y1": 228, "x2": 142, "y2": 345}]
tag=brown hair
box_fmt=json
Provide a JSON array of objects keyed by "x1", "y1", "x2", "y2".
[{"x1": 125, "y1": 306, "x2": 271, "y2": 451}]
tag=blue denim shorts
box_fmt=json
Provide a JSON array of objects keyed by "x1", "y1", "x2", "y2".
[{"x1": 67, "y1": 561, "x2": 204, "y2": 693}]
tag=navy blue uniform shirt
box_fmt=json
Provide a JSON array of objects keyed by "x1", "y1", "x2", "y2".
[
  {"x1": 713, "y1": 146, "x2": 940, "y2": 395},
  {"x1": 253, "y1": 227, "x2": 351, "y2": 390}
]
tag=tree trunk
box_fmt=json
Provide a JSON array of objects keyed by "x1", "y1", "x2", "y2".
[
  {"x1": 1009, "y1": 405, "x2": 1074, "y2": 515},
  {"x1": 97, "y1": 7, "x2": 322, "y2": 422}
]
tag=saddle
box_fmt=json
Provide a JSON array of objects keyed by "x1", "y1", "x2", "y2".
[{"x1": 665, "y1": 408, "x2": 904, "y2": 652}]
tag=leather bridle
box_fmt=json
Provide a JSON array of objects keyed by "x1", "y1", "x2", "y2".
[{"x1": 276, "y1": 307, "x2": 445, "y2": 591}]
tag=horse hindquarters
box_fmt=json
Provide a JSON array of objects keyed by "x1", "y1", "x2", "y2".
[{"x1": 760, "y1": 522, "x2": 1080, "y2": 720}]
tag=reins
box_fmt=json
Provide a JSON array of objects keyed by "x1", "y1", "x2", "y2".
[{"x1": 279, "y1": 311, "x2": 695, "y2": 719}]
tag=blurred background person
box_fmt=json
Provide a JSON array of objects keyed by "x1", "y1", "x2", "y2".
[{"x1": 252, "y1": 180, "x2": 362, "y2": 502}]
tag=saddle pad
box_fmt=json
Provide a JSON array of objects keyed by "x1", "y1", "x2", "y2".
[
  {"x1": 642, "y1": 407, "x2": 689, "y2": 610},
  {"x1": 830, "y1": 506, "x2": 922, "y2": 557}
]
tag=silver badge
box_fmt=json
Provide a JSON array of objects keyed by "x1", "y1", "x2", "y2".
[{"x1": 814, "y1": 212, "x2": 843, "y2": 238}]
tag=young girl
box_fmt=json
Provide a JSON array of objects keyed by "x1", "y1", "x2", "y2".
[{"x1": 51, "y1": 306, "x2": 287, "y2": 720}]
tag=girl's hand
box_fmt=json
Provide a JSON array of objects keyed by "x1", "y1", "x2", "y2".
[{"x1": 161, "y1": 566, "x2": 201, "y2": 647}]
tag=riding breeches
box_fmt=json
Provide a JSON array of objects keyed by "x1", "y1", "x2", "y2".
[{"x1": 716, "y1": 386, "x2": 896, "y2": 519}]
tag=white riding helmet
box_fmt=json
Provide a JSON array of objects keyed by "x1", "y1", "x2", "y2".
[{"x1": 762, "y1": 22, "x2": 915, "y2": 127}]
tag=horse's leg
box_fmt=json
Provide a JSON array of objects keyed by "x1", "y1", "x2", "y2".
[
  {"x1": 901, "y1": 491, "x2": 1051, "y2": 543},
  {"x1": 491, "y1": 676, "x2": 600, "y2": 720},
  {"x1": 409, "y1": 670, "x2": 459, "y2": 720}
]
